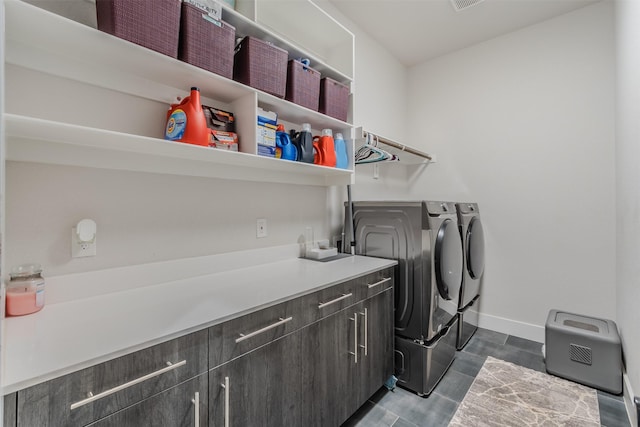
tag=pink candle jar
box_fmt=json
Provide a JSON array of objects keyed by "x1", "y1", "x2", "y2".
[{"x1": 6, "y1": 264, "x2": 45, "y2": 316}]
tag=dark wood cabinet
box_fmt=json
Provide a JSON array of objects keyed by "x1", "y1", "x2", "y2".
[
  {"x1": 301, "y1": 285, "x2": 394, "y2": 427},
  {"x1": 356, "y1": 287, "x2": 395, "y2": 405},
  {"x1": 301, "y1": 303, "x2": 357, "y2": 427},
  {"x1": 5, "y1": 265, "x2": 395, "y2": 427},
  {"x1": 209, "y1": 331, "x2": 302, "y2": 427},
  {"x1": 87, "y1": 374, "x2": 208, "y2": 427},
  {"x1": 3, "y1": 394, "x2": 17, "y2": 427}
]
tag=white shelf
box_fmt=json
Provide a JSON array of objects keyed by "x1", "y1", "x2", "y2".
[
  {"x1": 222, "y1": 3, "x2": 353, "y2": 84},
  {"x1": 5, "y1": 114, "x2": 354, "y2": 186},
  {"x1": 4, "y1": 0, "x2": 355, "y2": 186},
  {"x1": 5, "y1": 0, "x2": 353, "y2": 127}
]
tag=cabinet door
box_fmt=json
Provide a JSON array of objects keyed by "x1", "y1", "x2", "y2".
[
  {"x1": 87, "y1": 374, "x2": 207, "y2": 427},
  {"x1": 209, "y1": 331, "x2": 302, "y2": 426},
  {"x1": 4, "y1": 393, "x2": 17, "y2": 427},
  {"x1": 357, "y1": 287, "x2": 394, "y2": 403},
  {"x1": 301, "y1": 303, "x2": 361, "y2": 427}
]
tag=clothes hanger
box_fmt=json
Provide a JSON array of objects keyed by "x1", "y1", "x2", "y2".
[{"x1": 355, "y1": 133, "x2": 399, "y2": 164}]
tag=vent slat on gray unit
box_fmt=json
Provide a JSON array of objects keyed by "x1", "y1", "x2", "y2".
[
  {"x1": 570, "y1": 343, "x2": 592, "y2": 365},
  {"x1": 450, "y1": 0, "x2": 485, "y2": 12}
]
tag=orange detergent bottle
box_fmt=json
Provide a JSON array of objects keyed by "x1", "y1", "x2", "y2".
[
  {"x1": 313, "y1": 128, "x2": 337, "y2": 167},
  {"x1": 165, "y1": 87, "x2": 209, "y2": 147}
]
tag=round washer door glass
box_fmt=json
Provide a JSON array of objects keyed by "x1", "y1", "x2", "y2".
[
  {"x1": 434, "y1": 219, "x2": 463, "y2": 300},
  {"x1": 467, "y1": 217, "x2": 485, "y2": 279}
]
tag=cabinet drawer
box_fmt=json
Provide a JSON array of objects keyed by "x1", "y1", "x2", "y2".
[
  {"x1": 298, "y1": 277, "x2": 359, "y2": 324},
  {"x1": 355, "y1": 267, "x2": 395, "y2": 301},
  {"x1": 16, "y1": 330, "x2": 207, "y2": 427},
  {"x1": 209, "y1": 297, "x2": 302, "y2": 367},
  {"x1": 87, "y1": 374, "x2": 208, "y2": 427}
]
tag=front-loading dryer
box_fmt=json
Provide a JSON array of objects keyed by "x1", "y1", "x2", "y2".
[{"x1": 455, "y1": 202, "x2": 485, "y2": 350}]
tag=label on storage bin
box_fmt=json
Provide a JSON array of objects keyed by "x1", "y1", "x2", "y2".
[
  {"x1": 166, "y1": 109, "x2": 187, "y2": 141},
  {"x1": 184, "y1": 0, "x2": 222, "y2": 20}
]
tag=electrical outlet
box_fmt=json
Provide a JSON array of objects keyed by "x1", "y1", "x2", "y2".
[
  {"x1": 256, "y1": 218, "x2": 267, "y2": 238},
  {"x1": 71, "y1": 227, "x2": 97, "y2": 257}
]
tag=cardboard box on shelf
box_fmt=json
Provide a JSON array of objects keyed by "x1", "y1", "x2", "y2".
[{"x1": 257, "y1": 108, "x2": 277, "y2": 157}]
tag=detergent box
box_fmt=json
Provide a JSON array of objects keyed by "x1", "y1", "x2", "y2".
[{"x1": 257, "y1": 107, "x2": 277, "y2": 157}]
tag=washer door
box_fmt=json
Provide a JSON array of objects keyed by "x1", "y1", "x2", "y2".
[
  {"x1": 434, "y1": 219, "x2": 463, "y2": 300},
  {"x1": 466, "y1": 217, "x2": 485, "y2": 279}
]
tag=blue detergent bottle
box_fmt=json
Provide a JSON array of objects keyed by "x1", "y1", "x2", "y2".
[
  {"x1": 276, "y1": 124, "x2": 297, "y2": 161},
  {"x1": 334, "y1": 132, "x2": 349, "y2": 169},
  {"x1": 293, "y1": 123, "x2": 315, "y2": 163}
]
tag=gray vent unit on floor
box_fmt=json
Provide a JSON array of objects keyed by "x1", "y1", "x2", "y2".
[
  {"x1": 545, "y1": 310, "x2": 622, "y2": 394},
  {"x1": 450, "y1": 0, "x2": 485, "y2": 12},
  {"x1": 569, "y1": 343, "x2": 592, "y2": 365}
]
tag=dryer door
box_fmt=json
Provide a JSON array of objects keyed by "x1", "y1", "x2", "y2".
[
  {"x1": 467, "y1": 217, "x2": 485, "y2": 279},
  {"x1": 434, "y1": 219, "x2": 463, "y2": 301}
]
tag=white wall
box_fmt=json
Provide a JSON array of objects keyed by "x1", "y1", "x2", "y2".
[
  {"x1": 615, "y1": 0, "x2": 640, "y2": 423},
  {"x1": 355, "y1": 2, "x2": 616, "y2": 342}
]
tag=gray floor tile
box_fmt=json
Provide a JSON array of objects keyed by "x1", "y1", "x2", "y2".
[
  {"x1": 450, "y1": 349, "x2": 486, "y2": 378},
  {"x1": 598, "y1": 391, "x2": 631, "y2": 427},
  {"x1": 460, "y1": 336, "x2": 504, "y2": 359},
  {"x1": 494, "y1": 345, "x2": 546, "y2": 372},
  {"x1": 369, "y1": 387, "x2": 458, "y2": 427},
  {"x1": 431, "y1": 368, "x2": 475, "y2": 403},
  {"x1": 470, "y1": 328, "x2": 508, "y2": 345},
  {"x1": 505, "y1": 335, "x2": 543, "y2": 355},
  {"x1": 391, "y1": 417, "x2": 418, "y2": 427},
  {"x1": 342, "y1": 400, "x2": 400, "y2": 427}
]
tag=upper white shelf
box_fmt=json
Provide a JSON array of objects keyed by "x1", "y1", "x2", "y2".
[
  {"x1": 5, "y1": 114, "x2": 354, "y2": 186},
  {"x1": 222, "y1": 1, "x2": 354, "y2": 83},
  {"x1": 4, "y1": 0, "x2": 353, "y2": 130}
]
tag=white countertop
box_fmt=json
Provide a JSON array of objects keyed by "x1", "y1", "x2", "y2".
[{"x1": 2, "y1": 249, "x2": 396, "y2": 394}]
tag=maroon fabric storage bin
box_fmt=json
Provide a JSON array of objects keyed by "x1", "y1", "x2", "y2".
[
  {"x1": 319, "y1": 77, "x2": 349, "y2": 122},
  {"x1": 285, "y1": 59, "x2": 321, "y2": 111},
  {"x1": 96, "y1": 0, "x2": 181, "y2": 58},
  {"x1": 179, "y1": 2, "x2": 235, "y2": 79},
  {"x1": 233, "y1": 36, "x2": 288, "y2": 98}
]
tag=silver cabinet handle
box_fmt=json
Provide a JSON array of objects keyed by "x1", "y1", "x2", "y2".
[
  {"x1": 191, "y1": 391, "x2": 200, "y2": 427},
  {"x1": 221, "y1": 376, "x2": 230, "y2": 427},
  {"x1": 367, "y1": 277, "x2": 391, "y2": 289},
  {"x1": 349, "y1": 313, "x2": 358, "y2": 364},
  {"x1": 235, "y1": 316, "x2": 293, "y2": 343},
  {"x1": 70, "y1": 360, "x2": 187, "y2": 410},
  {"x1": 359, "y1": 307, "x2": 368, "y2": 356},
  {"x1": 318, "y1": 292, "x2": 353, "y2": 309}
]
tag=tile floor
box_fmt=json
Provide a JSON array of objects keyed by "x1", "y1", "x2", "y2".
[{"x1": 342, "y1": 328, "x2": 631, "y2": 427}]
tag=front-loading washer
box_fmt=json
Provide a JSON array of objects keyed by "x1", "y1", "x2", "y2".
[{"x1": 346, "y1": 200, "x2": 463, "y2": 395}]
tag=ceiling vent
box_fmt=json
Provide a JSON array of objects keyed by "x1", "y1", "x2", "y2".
[{"x1": 450, "y1": 0, "x2": 485, "y2": 12}]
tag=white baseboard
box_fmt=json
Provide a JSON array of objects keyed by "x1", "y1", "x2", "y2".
[
  {"x1": 623, "y1": 373, "x2": 638, "y2": 427},
  {"x1": 478, "y1": 312, "x2": 545, "y2": 343}
]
